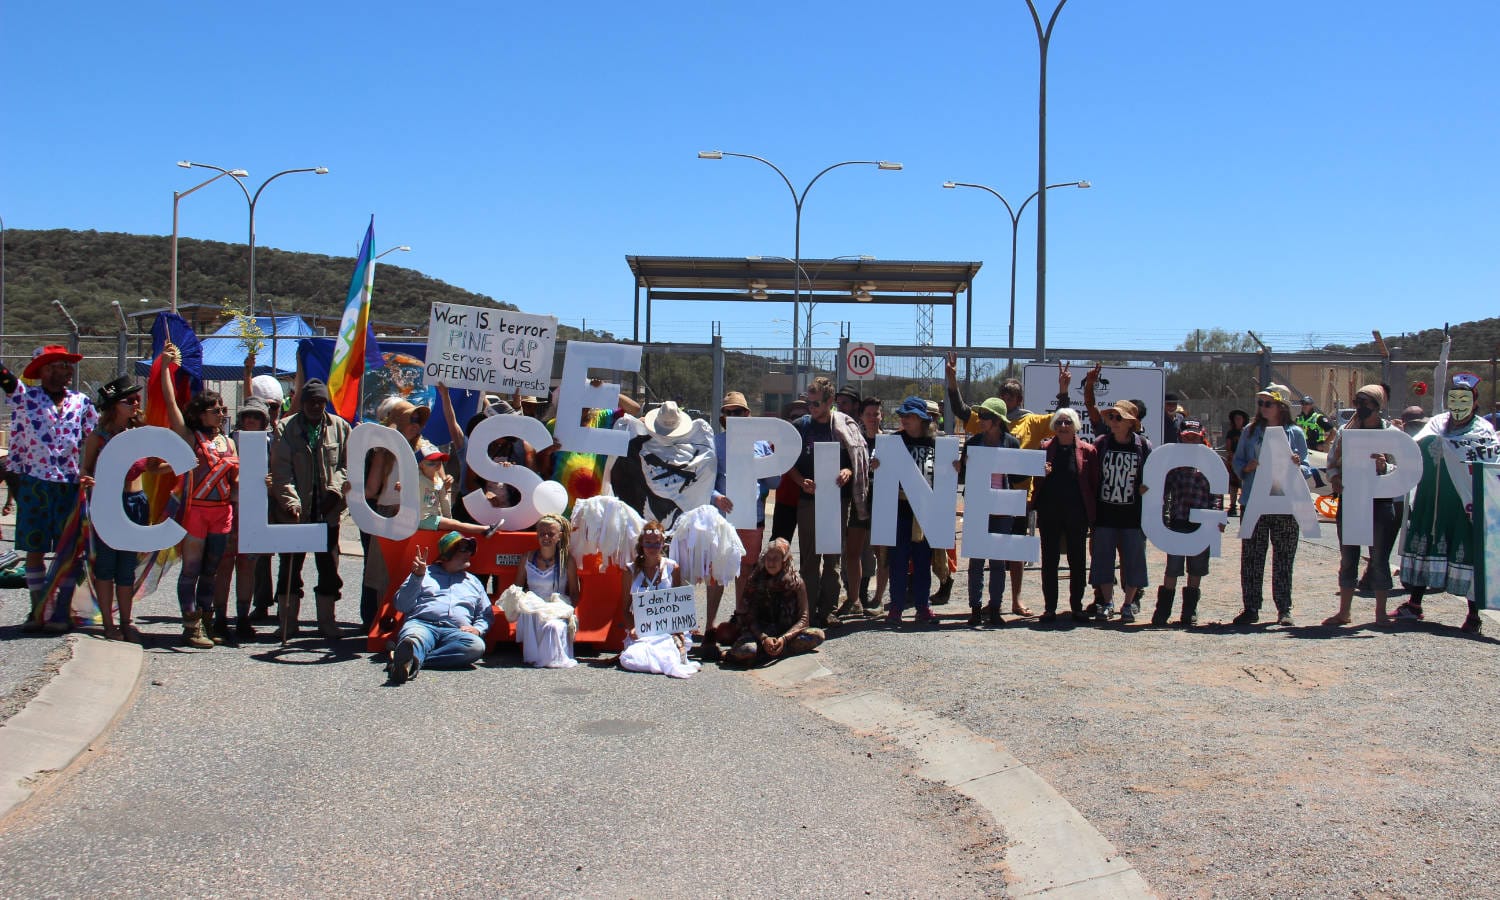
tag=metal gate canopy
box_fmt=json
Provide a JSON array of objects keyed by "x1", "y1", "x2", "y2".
[{"x1": 625, "y1": 255, "x2": 981, "y2": 345}]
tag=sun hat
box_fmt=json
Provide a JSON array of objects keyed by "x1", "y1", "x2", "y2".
[
  {"x1": 23, "y1": 345, "x2": 83, "y2": 379},
  {"x1": 896, "y1": 396, "x2": 932, "y2": 421},
  {"x1": 1255, "y1": 384, "x2": 1293, "y2": 406},
  {"x1": 1106, "y1": 399, "x2": 1139, "y2": 422},
  {"x1": 976, "y1": 397, "x2": 1009, "y2": 423},
  {"x1": 644, "y1": 400, "x2": 695, "y2": 440},
  {"x1": 720, "y1": 391, "x2": 751, "y2": 414}
]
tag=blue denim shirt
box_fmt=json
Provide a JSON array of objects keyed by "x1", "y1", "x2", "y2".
[
  {"x1": 1231, "y1": 423, "x2": 1312, "y2": 497},
  {"x1": 395, "y1": 566, "x2": 494, "y2": 634}
]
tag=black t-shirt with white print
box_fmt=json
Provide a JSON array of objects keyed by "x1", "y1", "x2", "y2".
[{"x1": 1093, "y1": 431, "x2": 1151, "y2": 529}]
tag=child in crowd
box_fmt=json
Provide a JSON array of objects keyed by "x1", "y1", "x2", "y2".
[
  {"x1": 1154, "y1": 420, "x2": 1223, "y2": 627},
  {"x1": 415, "y1": 440, "x2": 500, "y2": 539}
]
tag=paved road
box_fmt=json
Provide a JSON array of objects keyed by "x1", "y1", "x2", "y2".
[{"x1": 0, "y1": 555, "x2": 1006, "y2": 899}]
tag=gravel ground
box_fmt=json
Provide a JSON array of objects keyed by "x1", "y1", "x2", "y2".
[
  {"x1": 0, "y1": 588, "x2": 76, "y2": 725},
  {"x1": 801, "y1": 518, "x2": 1500, "y2": 899},
  {"x1": 0, "y1": 552, "x2": 1009, "y2": 899}
]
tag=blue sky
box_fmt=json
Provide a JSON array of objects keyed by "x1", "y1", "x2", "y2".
[{"x1": 2, "y1": 1, "x2": 1496, "y2": 355}]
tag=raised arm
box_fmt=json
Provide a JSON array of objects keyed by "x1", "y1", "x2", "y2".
[
  {"x1": 943, "y1": 352, "x2": 975, "y2": 423},
  {"x1": 158, "y1": 342, "x2": 193, "y2": 442},
  {"x1": 436, "y1": 382, "x2": 466, "y2": 452},
  {"x1": 1081, "y1": 363, "x2": 1104, "y2": 431}
]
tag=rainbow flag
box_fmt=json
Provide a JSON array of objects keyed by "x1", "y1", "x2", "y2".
[{"x1": 329, "y1": 217, "x2": 376, "y2": 422}]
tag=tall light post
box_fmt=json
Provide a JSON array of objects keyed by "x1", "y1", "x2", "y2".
[
  {"x1": 182, "y1": 161, "x2": 329, "y2": 317},
  {"x1": 376, "y1": 244, "x2": 411, "y2": 260},
  {"x1": 942, "y1": 180, "x2": 1088, "y2": 373},
  {"x1": 172, "y1": 162, "x2": 247, "y2": 312},
  {"x1": 1026, "y1": 0, "x2": 1071, "y2": 363},
  {"x1": 699, "y1": 150, "x2": 900, "y2": 388}
]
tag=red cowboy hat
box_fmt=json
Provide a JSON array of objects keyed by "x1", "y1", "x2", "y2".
[{"x1": 23, "y1": 345, "x2": 84, "y2": 380}]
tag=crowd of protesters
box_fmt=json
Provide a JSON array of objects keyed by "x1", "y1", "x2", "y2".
[{"x1": 4, "y1": 339, "x2": 1497, "y2": 683}]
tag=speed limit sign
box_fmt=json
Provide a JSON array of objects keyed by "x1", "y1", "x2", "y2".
[{"x1": 846, "y1": 342, "x2": 876, "y2": 377}]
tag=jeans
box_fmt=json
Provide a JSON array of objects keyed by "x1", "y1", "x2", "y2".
[
  {"x1": 967, "y1": 558, "x2": 1005, "y2": 611},
  {"x1": 397, "y1": 619, "x2": 487, "y2": 669},
  {"x1": 888, "y1": 505, "x2": 933, "y2": 616}
]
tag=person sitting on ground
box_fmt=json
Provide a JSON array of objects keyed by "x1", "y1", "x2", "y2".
[
  {"x1": 619, "y1": 520, "x2": 700, "y2": 678},
  {"x1": 724, "y1": 538, "x2": 825, "y2": 666},
  {"x1": 389, "y1": 532, "x2": 492, "y2": 683},
  {"x1": 508, "y1": 513, "x2": 581, "y2": 668},
  {"x1": 1155, "y1": 419, "x2": 1224, "y2": 627}
]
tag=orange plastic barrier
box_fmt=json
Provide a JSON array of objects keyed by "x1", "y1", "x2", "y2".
[{"x1": 367, "y1": 532, "x2": 626, "y2": 654}]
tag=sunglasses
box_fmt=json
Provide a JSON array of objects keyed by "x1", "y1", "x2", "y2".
[
  {"x1": 1102, "y1": 411, "x2": 1122, "y2": 422},
  {"x1": 123, "y1": 395, "x2": 141, "y2": 405},
  {"x1": 1257, "y1": 400, "x2": 1278, "y2": 408},
  {"x1": 805, "y1": 397, "x2": 825, "y2": 408},
  {"x1": 721, "y1": 408, "x2": 749, "y2": 417}
]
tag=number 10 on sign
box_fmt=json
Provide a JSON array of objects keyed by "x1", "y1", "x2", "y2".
[{"x1": 846, "y1": 342, "x2": 876, "y2": 378}]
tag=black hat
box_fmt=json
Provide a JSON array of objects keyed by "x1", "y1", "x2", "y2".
[
  {"x1": 834, "y1": 385, "x2": 862, "y2": 404},
  {"x1": 301, "y1": 379, "x2": 330, "y2": 401},
  {"x1": 97, "y1": 376, "x2": 141, "y2": 407}
]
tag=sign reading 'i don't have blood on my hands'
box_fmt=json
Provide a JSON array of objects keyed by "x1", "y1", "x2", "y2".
[{"x1": 424, "y1": 302, "x2": 556, "y2": 394}]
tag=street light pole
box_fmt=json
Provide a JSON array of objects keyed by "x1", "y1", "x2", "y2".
[
  {"x1": 700, "y1": 150, "x2": 900, "y2": 390},
  {"x1": 376, "y1": 244, "x2": 412, "y2": 260},
  {"x1": 183, "y1": 162, "x2": 329, "y2": 317},
  {"x1": 1026, "y1": 0, "x2": 1071, "y2": 363},
  {"x1": 172, "y1": 162, "x2": 247, "y2": 312},
  {"x1": 942, "y1": 180, "x2": 1088, "y2": 374}
]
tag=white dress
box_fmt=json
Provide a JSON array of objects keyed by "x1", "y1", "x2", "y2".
[
  {"x1": 619, "y1": 558, "x2": 700, "y2": 679},
  {"x1": 507, "y1": 552, "x2": 576, "y2": 672},
  {"x1": 513, "y1": 554, "x2": 578, "y2": 669}
]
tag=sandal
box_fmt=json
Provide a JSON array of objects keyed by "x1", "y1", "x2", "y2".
[
  {"x1": 1321, "y1": 615, "x2": 1352, "y2": 627},
  {"x1": 1010, "y1": 604, "x2": 1034, "y2": 618}
]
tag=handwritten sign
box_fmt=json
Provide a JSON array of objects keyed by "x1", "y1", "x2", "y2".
[
  {"x1": 631, "y1": 585, "x2": 697, "y2": 638},
  {"x1": 424, "y1": 302, "x2": 556, "y2": 394}
]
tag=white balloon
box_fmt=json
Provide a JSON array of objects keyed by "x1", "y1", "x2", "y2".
[{"x1": 534, "y1": 480, "x2": 569, "y2": 517}]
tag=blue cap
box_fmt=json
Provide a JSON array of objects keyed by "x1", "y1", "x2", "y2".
[{"x1": 896, "y1": 396, "x2": 932, "y2": 421}]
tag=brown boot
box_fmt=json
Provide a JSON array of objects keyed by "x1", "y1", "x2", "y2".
[
  {"x1": 315, "y1": 595, "x2": 341, "y2": 641},
  {"x1": 182, "y1": 612, "x2": 214, "y2": 649}
]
